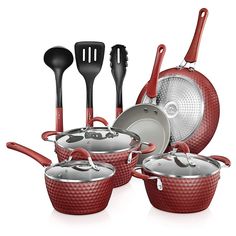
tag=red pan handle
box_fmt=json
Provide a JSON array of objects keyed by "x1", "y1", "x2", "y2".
[
  {"x1": 87, "y1": 116, "x2": 109, "y2": 127},
  {"x1": 146, "y1": 44, "x2": 166, "y2": 98},
  {"x1": 210, "y1": 155, "x2": 231, "y2": 167},
  {"x1": 184, "y1": 8, "x2": 208, "y2": 63},
  {"x1": 171, "y1": 142, "x2": 190, "y2": 153},
  {"x1": 6, "y1": 142, "x2": 52, "y2": 167},
  {"x1": 140, "y1": 142, "x2": 156, "y2": 154},
  {"x1": 56, "y1": 107, "x2": 63, "y2": 132},
  {"x1": 132, "y1": 167, "x2": 150, "y2": 180},
  {"x1": 41, "y1": 131, "x2": 59, "y2": 142}
]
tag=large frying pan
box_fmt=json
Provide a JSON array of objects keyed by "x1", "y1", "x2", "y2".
[{"x1": 137, "y1": 8, "x2": 219, "y2": 154}]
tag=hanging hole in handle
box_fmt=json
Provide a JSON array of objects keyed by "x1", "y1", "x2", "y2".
[
  {"x1": 201, "y1": 11, "x2": 205, "y2": 17},
  {"x1": 117, "y1": 48, "x2": 120, "y2": 64}
]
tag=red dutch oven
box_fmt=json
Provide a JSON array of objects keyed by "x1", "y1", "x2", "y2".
[
  {"x1": 42, "y1": 117, "x2": 156, "y2": 188},
  {"x1": 132, "y1": 142, "x2": 231, "y2": 213},
  {"x1": 7, "y1": 142, "x2": 116, "y2": 215}
]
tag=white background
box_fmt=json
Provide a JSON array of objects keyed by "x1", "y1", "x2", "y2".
[{"x1": 1, "y1": 0, "x2": 235, "y2": 235}]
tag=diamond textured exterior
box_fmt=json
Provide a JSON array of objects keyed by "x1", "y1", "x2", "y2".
[
  {"x1": 143, "y1": 170, "x2": 220, "y2": 213},
  {"x1": 55, "y1": 144, "x2": 139, "y2": 188},
  {"x1": 136, "y1": 67, "x2": 220, "y2": 154},
  {"x1": 45, "y1": 175, "x2": 113, "y2": 215}
]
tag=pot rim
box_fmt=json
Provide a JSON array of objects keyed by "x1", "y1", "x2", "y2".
[
  {"x1": 142, "y1": 154, "x2": 221, "y2": 179},
  {"x1": 44, "y1": 161, "x2": 116, "y2": 183},
  {"x1": 56, "y1": 142, "x2": 140, "y2": 154},
  {"x1": 143, "y1": 167, "x2": 220, "y2": 179}
]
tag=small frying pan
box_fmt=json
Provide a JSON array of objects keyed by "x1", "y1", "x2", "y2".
[
  {"x1": 137, "y1": 8, "x2": 219, "y2": 154},
  {"x1": 113, "y1": 45, "x2": 170, "y2": 165}
]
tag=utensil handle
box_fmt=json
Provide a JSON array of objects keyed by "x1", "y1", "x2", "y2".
[
  {"x1": 56, "y1": 107, "x2": 63, "y2": 132},
  {"x1": 87, "y1": 116, "x2": 109, "y2": 127},
  {"x1": 140, "y1": 142, "x2": 156, "y2": 154},
  {"x1": 171, "y1": 142, "x2": 190, "y2": 153},
  {"x1": 110, "y1": 44, "x2": 128, "y2": 118},
  {"x1": 116, "y1": 107, "x2": 123, "y2": 118},
  {"x1": 42, "y1": 131, "x2": 59, "y2": 142},
  {"x1": 86, "y1": 108, "x2": 94, "y2": 126},
  {"x1": 210, "y1": 155, "x2": 231, "y2": 167},
  {"x1": 132, "y1": 167, "x2": 150, "y2": 180},
  {"x1": 146, "y1": 44, "x2": 166, "y2": 98},
  {"x1": 6, "y1": 142, "x2": 52, "y2": 167},
  {"x1": 184, "y1": 8, "x2": 208, "y2": 63}
]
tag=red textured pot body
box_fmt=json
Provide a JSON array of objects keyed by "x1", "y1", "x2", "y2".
[
  {"x1": 55, "y1": 144, "x2": 139, "y2": 188},
  {"x1": 137, "y1": 67, "x2": 220, "y2": 154},
  {"x1": 142, "y1": 169, "x2": 220, "y2": 213},
  {"x1": 45, "y1": 175, "x2": 113, "y2": 215}
]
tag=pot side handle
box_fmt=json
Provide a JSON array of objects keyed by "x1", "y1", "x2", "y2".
[
  {"x1": 87, "y1": 117, "x2": 109, "y2": 127},
  {"x1": 140, "y1": 142, "x2": 156, "y2": 154},
  {"x1": 131, "y1": 167, "x2": 150, "y2": 180},
  {"x1": 210, "y1": 155, "x2": 231, "y2": 167},
  {"x1": 41, "y1": 131, "x2": 59, "y2": 142},
  {"x1": 132, "y1": 167, "x2": 163, "y2": 191},
  {"x1": 6, "y1": 142, "x2": 52, "y2": 167}
]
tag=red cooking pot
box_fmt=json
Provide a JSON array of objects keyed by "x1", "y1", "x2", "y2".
[
  {"x1": 6, "y1": 142, "x2": 116, "y2": 215},
  {"x1": 132, "y1": 142, "x2": 231, "y2": 213},
  {"x1": 42, "y1": 117, "x2": 156, "y2": 188}
]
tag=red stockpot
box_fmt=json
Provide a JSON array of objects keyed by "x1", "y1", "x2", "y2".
[
  {"x1": 42, "y1": 117, "x2": 156, "y2": 188},
  {"x1": 6, "y1": 142, "x2": 115, "y2": 215},
  {"x1": 132, "y1": 142, "x2": 231, "y2": 213}
]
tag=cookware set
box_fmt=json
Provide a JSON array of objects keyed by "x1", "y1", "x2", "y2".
[{"x1": 7, "y1": 8, "x2": 230, "y2": 215}]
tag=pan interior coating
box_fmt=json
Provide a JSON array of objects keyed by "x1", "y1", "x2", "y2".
[
  {"x1": 142, "y1": 75, "x2": 204, "y2": 143},
  {"x1": 113, "y1": 104, "x2": 170, "y2": 165}
]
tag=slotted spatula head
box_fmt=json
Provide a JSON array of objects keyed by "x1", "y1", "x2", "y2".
[{"x1": 74, "y1": 41, "x2": 105, "y2": 79}]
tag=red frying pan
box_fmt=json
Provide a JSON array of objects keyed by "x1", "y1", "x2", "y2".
[{"x1": 137, "y1": 8, "x2": 220, "y2": 154}]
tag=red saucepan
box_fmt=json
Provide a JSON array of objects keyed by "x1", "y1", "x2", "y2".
[
  {"x1": 137, "y1": 8, "x2": 219, "y2": 154},
  {"x1": 132, "y1": 142, "x2": 231, "y2": 213},
  {"x1": 42, "y1": 117, "x2": 156, "y2": 187},
  {"x1": 6, "y1": 142, "x2": 116, "y2": 215}
]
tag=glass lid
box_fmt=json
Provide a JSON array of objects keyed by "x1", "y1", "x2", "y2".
[
  {"x1": 45, "y1": 159, "x2": 115, "y2": 182},
  {"x1": 55, "y1": 127, "x2": 140, "y2": 153},
  {"x1": 143, "y1": 151, "x2": 220, "y2": 178}
]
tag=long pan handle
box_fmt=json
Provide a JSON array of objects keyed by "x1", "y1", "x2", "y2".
[
  {"x1": 6, "y1": 142, "x2": 52, "y2": 167},
  {"x1": 146, "y1": 44, "x2": 166, "y2": 99},
  {"x1": 184, "y1": 8, "x2": 208, "y2": 63}
]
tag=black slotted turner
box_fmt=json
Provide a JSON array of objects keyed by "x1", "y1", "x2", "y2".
[{"x1": 74, "y1": 41, "x2": 105, "y2": 126}]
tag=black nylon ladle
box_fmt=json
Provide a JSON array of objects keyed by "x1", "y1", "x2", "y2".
[{"x1": 44, "y1": 46, "x2": 73, "y2": 132}]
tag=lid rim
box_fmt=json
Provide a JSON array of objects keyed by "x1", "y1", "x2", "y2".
[
  {"x1": 55, "y1": 127, "x2": 141, "y2": 153},
  {"x1": 143, "y1": 167, "x2": 220, "y2": 179},
  {"x1": 142, "y1": 153, "x2": 221, "y2": 177},
  {"x1": 56, "y1": 142, "x2": 139, "y2": 154},
  {"x1": 44, "y1": 161, "x2": 116, "y2": 182}
]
